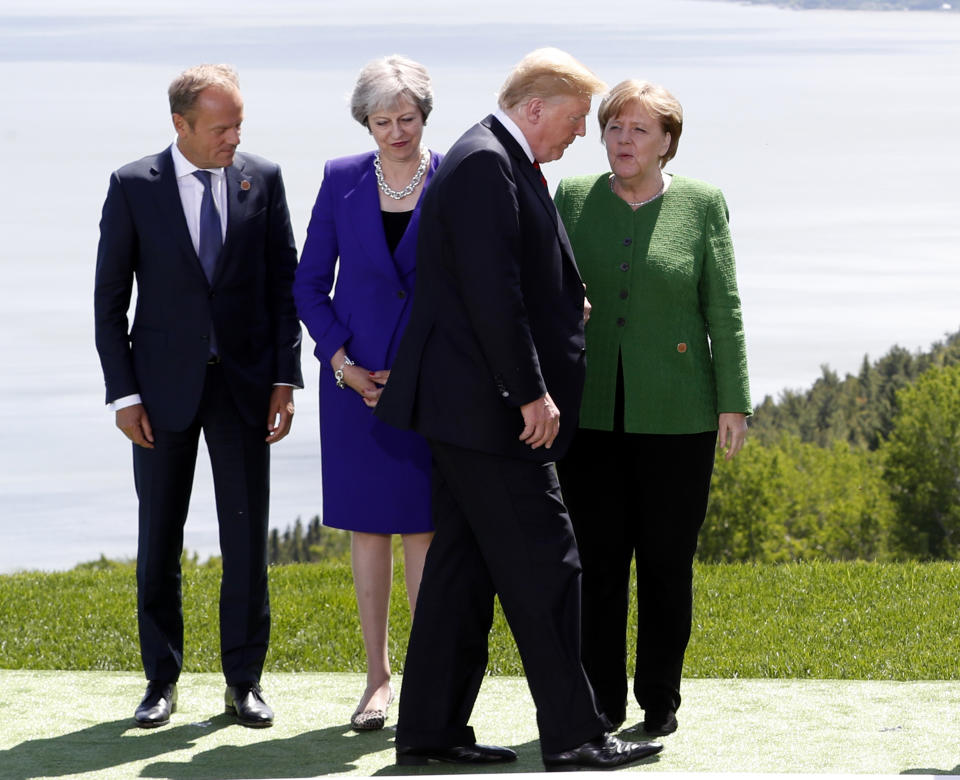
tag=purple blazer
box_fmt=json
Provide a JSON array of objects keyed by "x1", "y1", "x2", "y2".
[
  {"x1": 295, "y1": 150, "x2": 441, "y2": 369},
  {"x1": 293, "y1": 150, "x2": 441, "y2": 533}
]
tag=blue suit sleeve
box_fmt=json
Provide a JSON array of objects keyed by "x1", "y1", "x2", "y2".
[
  {"x1": 294, "y1": 161, "x2": 354, "y2": 365},
  {"x1": 94, "y1": 171, "x2": 139, "y2": 404}
]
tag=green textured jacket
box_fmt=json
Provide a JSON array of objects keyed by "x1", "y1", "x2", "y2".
[{"x1": 554, "y1": 173, "x2": 751, "y2": 434}]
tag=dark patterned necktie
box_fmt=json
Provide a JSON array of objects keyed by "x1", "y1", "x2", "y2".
[
  {"x1": 192, "y1": 169, "x2": 222, "y2": 283},
  {"x1": 532, "y1": 161, "x2": 548, "y2": 189}
]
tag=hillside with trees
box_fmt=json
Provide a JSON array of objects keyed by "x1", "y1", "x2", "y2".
[
  {"x1": 702, "y1": 328, "x2": 960, "y2": 562},
  {"x1": 270, "y1": 329, "x2": 960, "y2": 566}
]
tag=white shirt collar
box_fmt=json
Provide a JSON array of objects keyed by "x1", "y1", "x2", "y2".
[
  {"x1": 493, "y1": 108, "x2": 534, "y2": 163},
  {"x1": 170, "y1": 141, "x2": 224, "y2": 180}
]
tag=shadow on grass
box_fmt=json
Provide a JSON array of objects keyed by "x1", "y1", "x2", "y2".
[
  {"x1": 144, "y1": 728, "x2": 575, "y2": 777},
  {"x1": 142, "y1": 722, "x2": 398, "y2": 777},
  {"x1": 902, "y1": 767, "x2": 960, "y2": 776},
  {"x1": 1, "y1": 713, "x2": 665, "y2": 778},
  {"x1": 370, "y1": 744, "x2": 664, "y2": 776},
  {"x1": 0, "y1": 715, "x2": 233, "y2": 779}
]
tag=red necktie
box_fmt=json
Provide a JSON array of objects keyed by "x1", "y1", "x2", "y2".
[{"x1": 532, "y1": 161, "x2": 548, "y2": 189}]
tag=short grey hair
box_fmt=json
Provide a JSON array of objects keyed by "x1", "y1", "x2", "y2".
[
  {"x1": 168, "y1": 64, "x2": 240, "y2": 118},
  {"x1": 350, "y1": 55, "x2": 433, "y2": 128}
]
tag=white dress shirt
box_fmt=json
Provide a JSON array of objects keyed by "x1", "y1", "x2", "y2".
[
  {"x1": 493, "y1": 108, "x2": 535, "y2": 163},
  {"x1": 171, "y1": 141, "x2": 228, "y2": 250}
]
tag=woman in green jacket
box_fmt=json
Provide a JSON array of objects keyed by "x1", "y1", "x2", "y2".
[{"x1": 555, "y1": 79, "x2": 751, "y2": 737}]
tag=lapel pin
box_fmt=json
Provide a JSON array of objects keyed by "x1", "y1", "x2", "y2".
[{"x1": 240, "y1": 179, "x2": 251, "y2": 191}]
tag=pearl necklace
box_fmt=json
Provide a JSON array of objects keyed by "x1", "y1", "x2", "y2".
[
  {"x1": 610, "y1": 174, "x2": 664, "y2": 208},
  {"x1": 375, "y1": 148, "x2": 428, "y2": 200}
]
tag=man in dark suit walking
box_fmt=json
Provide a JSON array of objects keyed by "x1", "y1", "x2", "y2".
[
  {"x1": 376, "y1": 48, "x2": 663, "y2": 771},
  {"x1": 94, "y1": 64, "x2": 302, "y2": 728}
]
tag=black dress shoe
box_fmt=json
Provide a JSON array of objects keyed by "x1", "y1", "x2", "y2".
[
  {"x1": 644, "y1": 709, "x2": 678, "y2": 736},
  {"x1": 542, "y1": 732, "x2": 663, "y2": 771},
  {"x1": 134, "y1": 681, "x2": 177, "y2": 728},
  {"x1": 225, "y1": 683, "x2": 274, "y2": 728},
  {"x1": 396, "y1": 743, "x2": 518, "y2": 766}
]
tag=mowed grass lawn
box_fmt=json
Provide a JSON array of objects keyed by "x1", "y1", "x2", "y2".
[{"x1": 2, "y1": 560, "x2": 960, "y2": 679}]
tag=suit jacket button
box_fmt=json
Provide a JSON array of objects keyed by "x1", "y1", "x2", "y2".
[
  {"x1": 619, "y1": 289, "x2": 628, "y2": 299},
  {"x1": 208, "y1": 291, "x2": 215, "y2": 299},
  {"x1": 396, "y1": 290, "x2": 407, "y2": 299},
  {"x1": 616, "y1": 317, "x2": 626, "y2": 327},
  {"x1": 623, "y1": 238, "x2": 632, "y2": 246},
  {"x1": 619, "y1": 262, "x2": 630, "y2": 272},
  {"x1": 677, "y1": 342, "x2": 687, "y2": 353}
]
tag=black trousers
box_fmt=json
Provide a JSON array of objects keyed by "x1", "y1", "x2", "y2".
[
  {"x1": 557, "y1": 360, "x2": 716, "y2": 725},
  {"x1": 396, "y1": 440, "x2": 608, "y2": 755},
  {"x1": 132, "y1": 363, "x2": 271, "y2": 686}
]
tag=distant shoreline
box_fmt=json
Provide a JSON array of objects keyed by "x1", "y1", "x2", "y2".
[{"x1": 715, "y1": 0, "x2": 956, "y2": 11}]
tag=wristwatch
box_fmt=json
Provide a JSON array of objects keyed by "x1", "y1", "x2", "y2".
[{"x1": 334, "y1": 355, "x2": 355, "y2": 389}]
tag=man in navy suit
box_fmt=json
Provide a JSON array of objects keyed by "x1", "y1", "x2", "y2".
[
  {"x1": 376, "y1": 48, "x2": 663, "y2": 770},
  {"x1": 94, "y1": 64, "x2": 302, "y2": 728}
]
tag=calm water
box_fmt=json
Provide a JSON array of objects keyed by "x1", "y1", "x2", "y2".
[{"x1": 1, "y1": 0, "x2": 958, "y2": 572}]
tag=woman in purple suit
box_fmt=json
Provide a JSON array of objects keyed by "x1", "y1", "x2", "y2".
[{"x1": 293, "y1": 56, "x2": 440, "y2": 731}]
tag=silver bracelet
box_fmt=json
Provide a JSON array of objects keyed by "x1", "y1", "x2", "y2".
[{"x1": 334, "y1": 355, "x2": 355, "y2": 390}]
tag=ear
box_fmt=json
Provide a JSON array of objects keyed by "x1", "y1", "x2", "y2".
[
  {"x1": 523, "y1": 97, "x2": 544, "y2": 125},
  {"x1": 172, "y1": 112, "x2": 189, "y2": 139},
  {"x1": 659, "y1": 131, "x2": 672, "y2": 158}
]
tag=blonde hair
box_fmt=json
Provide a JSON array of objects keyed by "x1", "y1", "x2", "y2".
[
  {"x1": 168, "y1": 64, "x2": 240, "y2": 119},
  {"x1": 598, "y1": 79, "x2": 683, "y2": 168},
  {"x1": 497, "y1": 48, "x2": 606, "y2": 110}
]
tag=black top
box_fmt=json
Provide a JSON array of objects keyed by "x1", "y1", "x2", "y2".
[{"x1": 382, "y1": 210, "x2": 413, "y2": 254}]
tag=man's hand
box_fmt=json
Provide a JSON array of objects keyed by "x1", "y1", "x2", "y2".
[
  {"x1": 116, "y1": 404, "x2": 154, "y2": 449},
  {"x1": 717, "y1": 412, "x2": 748, "y2": 461},
  {"x1": 266, "y1": 385, "x2": 295, "y2": 444},
  {"x1": 519, "y1": 392, "x2": 560, "y2": 450}
]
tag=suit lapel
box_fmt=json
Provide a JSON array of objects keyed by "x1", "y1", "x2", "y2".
[
  {"x1": 220, "y1": 155, "x2": 252, "y2": 285},
  {"x1": 392, "y1": 154, "x2": 438, "y2": 278},
  {"x1": 346, "y1": 159, "x2": 387, "y2": 269},
  {"x1": 344, "y1": 154, "x2": 407, "y2": 286},
  {"x1": 150, "y1": 149, "x2": 208, "y2": 285},
  {"x1": 485, "y1": 116, "x2": 581, "y2": 276}
]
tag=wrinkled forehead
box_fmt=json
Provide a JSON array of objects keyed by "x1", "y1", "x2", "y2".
[
  {"x1": 369, "y1": 94, "x2": 420, "y2": 118},
  {"x1": 546, "y1": 92, "x2": 592, "y2": 113}
]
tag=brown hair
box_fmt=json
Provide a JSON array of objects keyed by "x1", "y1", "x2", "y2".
[{"x1": 168, "y1": 64, "x2": 240, "y2": 120}]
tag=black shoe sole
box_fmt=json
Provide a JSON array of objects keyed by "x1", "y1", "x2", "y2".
[
  {"x1": 396, "y1": 754, "x2": 430, "y2": 766},
  {"x1": 134, "y1": 701, "x2": 176, "y2": 728},
  {"x1": 396, "y1": 752, "x2": 517, "y2": 766},
  {"x1": 225, "y1": 705, "x2": 273, "y2": 728},
  {"x1": 134, "y1": 717, "x2": 170, "y2": 729},
  {"x1": 544, "y1": 743, "x2": 664, "y2": 772},
  {"x1": 643, "y1": 721, "x2": 678, "y2": 737}
]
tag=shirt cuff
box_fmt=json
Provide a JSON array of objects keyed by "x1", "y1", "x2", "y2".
[{"x1": 109, "y1": 394, "x2": 142, "y2": 411}]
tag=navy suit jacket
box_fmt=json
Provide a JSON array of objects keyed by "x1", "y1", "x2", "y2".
[
  {"x1": 94, "y1": 147, "x2": 302, "y2": 431},
  {"x1": 376, "y1": 116, "x2": 587, "y2": 462}
]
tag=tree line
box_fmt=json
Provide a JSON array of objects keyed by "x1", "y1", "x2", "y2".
[
  {"x1": 702, "y1": 329, "x2": 960, "y2": 562},
  {"x1": 270, "y1": 329, "x2": 960, "y2": 566}
]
